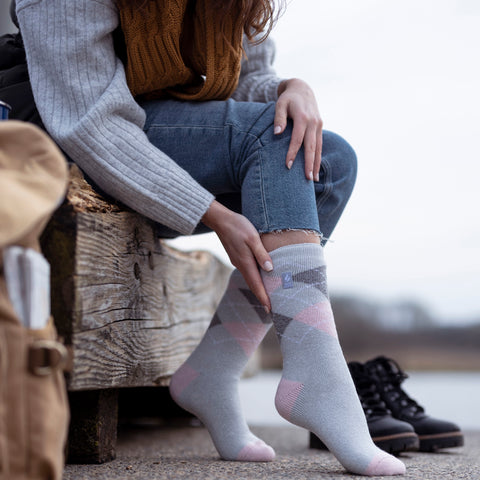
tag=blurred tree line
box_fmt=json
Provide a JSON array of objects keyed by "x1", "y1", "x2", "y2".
[{"x1": 261, "y1": 295, "x2": 480, "y2": 371}]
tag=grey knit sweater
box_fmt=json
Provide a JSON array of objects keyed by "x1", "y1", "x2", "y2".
[{"x1": 15, "y1": 0, "x2": 282, "y2": 235}]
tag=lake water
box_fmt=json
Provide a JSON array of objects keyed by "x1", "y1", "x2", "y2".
[{"x1": 239, "y1": 370, "x2": 480, "y2": 431}]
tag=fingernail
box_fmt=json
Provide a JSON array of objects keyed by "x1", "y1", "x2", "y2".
[
  {"x1": 315, "y1": 173, "x2": 320, "y2": 182},
  {"x1": 263, "y1": 260, "x2": 273, "y2": 271},
  {"x1": 308, "y1": 171, "x2": 314, "y2": 181},
  {"x1": 287, "y1": 160, "x2": 293, "y2": 169},
  {"x1": 264, "y1": 305, "x2": 270, "y2": 314},
  {"x1": 274, "y1": 125, "x2": 282, "y2": 135}
]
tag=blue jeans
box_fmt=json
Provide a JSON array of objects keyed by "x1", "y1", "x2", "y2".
[{"x1": 141, "y1": 99, "x2": 357, "y2": 241}]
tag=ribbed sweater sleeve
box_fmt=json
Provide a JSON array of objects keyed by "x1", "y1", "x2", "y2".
[
  {"x1": 232, "y1": 36, "x2": 284, "y2": 103},
  {"x1": 16, "y1": 0, "x2": 214, "y2": 235}
]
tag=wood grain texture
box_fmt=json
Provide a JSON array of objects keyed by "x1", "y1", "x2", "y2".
[{"x1": 44, "y1": 166, "x2": 231, "y2": 391}]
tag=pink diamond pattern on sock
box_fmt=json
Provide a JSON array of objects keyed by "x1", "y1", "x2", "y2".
[
  {"x1": 223, "y1": 322, "x2": 269, "y2": 357},
  {"x1": 275, "y1": 378, "x2": 304, "y2": 421},
  {"x1": 169, "y1": 363, "x2": 199, "y2": 400},
  {"x1": 263, "y1": 275, "x2": 283, "y2": 294},
  {"x1": 294, "y1": 301, "x2": 338, "y2": 338},
  {"x1": 236, "y1": 440, "x2": 276, "y2": 462}
]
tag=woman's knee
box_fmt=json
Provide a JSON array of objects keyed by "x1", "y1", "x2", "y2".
[
  {"x1": 321, "y1": 131, "x2": 357, "y2": 192},
  {"x1": 312, "y1": 131, "x2": 357, "y2": 239}
]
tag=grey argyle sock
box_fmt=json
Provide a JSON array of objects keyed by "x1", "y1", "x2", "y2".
[
  {"x1": 262, "y1": 243, "x2": 405, "y2": 476},
  {"x1": 169, "y1": 269, "x2": 275, "y2": 461}
]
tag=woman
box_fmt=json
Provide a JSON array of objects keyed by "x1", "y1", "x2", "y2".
[{"x1": 16, "y1": 0, "x2": 405, "y2": 475}]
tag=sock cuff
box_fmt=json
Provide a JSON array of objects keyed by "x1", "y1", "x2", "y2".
[{"x1": 268, "y1": 243, "x2": 325, "y2": 273}]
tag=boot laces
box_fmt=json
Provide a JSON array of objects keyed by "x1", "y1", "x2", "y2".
[
  {"x1": 371, "y1": 357, "x2": 425, "y2": 417},
  {"x1": 349, "y1": 362, "x2": 390, "y2": 419}
]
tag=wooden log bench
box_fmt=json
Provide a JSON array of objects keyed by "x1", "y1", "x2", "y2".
[{"x1": 41, "y1": 165, "x2": 232, "y2": 463}]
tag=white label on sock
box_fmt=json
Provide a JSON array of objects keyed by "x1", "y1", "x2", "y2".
[{"x1": 281, "y1": 272, "x2": 294, "y2": 289}]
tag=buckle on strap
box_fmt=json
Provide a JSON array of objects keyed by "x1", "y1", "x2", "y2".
[{"x1": 28, "y1": 340, "x2": 69, "y2": 376}]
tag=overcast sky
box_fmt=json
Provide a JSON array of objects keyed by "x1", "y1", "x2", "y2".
[
  {"x1": 2, "y1": 1, "x2": 478, "y2": 324},
  {"x1": 171, "y1": 0, "x2": 480, "y2": 325}
]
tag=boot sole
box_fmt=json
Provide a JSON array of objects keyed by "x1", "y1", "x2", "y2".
[
  {"x1": 310, "y1": 431, "x2": 419, "y2": 454},
  {"x1": 418, "y1": 431, "x2": 464, "y2": 451},
  {"x1": 374, "y1": 432, "x2": 419, "y2": 454}
]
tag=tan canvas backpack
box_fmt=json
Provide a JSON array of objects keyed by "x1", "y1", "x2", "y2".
[{"x1": 0, "y1": 119, "x2": 69, "y2": 480}]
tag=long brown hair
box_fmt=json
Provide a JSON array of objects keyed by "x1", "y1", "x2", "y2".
[
  {"x1": 212, "y1": 0, "x2": 285, "y2": 44},
  {"x1": 131, "y1": 0, "x2": 285, "y2": 44}
]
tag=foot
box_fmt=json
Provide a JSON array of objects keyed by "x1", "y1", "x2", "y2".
[{"x1": 170, "y1": 363, "x2": 275, "y2": 461}]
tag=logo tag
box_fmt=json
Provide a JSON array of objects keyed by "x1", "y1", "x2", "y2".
[{"x1": 281, "y1": 272, "x2": 294, "y2": 289}]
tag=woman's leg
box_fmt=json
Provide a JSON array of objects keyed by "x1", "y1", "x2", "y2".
[
  {"x1": 169, "y1": 268, "x2": 275, "y2": 461},
  {"x1": 144, "y1": 99, "x2": 279, "y2": 461},
  {"x1": 245, "y1": 118, "x2": 402, "y2": 475},
  {"x1": 244, "y1": 116, "x2": 403, "y2": 475},
  {"x1": 143, "y1": 99, "x2": 403, "y2": 474},
  {"x1": 261, "y1": 245, "x2": 405, "y2": 475}
]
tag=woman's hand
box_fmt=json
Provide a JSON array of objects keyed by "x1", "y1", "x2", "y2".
[
  {"x1": 202, "y1": 200, "x2": 273, "y2": 312},
  {"x1": 274, "y1": 78, "x2": 323, "y2": 182}
]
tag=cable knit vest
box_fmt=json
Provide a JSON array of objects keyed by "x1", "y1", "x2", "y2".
[{"x1": 116, "y1": 0, "x2": 244, "y2": 101}]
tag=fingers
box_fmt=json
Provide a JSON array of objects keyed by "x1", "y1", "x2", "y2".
[
  {"x1": 250, "y1": 236, "x2": 273, "y2": 274},
  {"x1": 275, "y1": 99, "x2": 323, "y2": 181},
  {"x1": 313, "y1": 120, "x2": 323, "y2": 182},
  {"x1": 274, "y1": 78, "x2": 323, "y2": 181},
  {"x1": 274, "y1": 97, "x2": 288, "y2": 136},
  {"x1": 295, "y1": 113, "x2": 323, "y2": 181},
  {"x1": 211, "y1": 207, "x2": 273, "y2": 312},
  {"x1": 246, "y1": 234, "x2": 273, "y2": 312},
  {"x1": 239, "y1": 260, "x2": 271, "y2": 313},
  {"x1": 303, "y1": 123, "x2": 317, "y2": 181},
  {"x1": 286, "y1": 118, "x2": 307, "y2": 173}
]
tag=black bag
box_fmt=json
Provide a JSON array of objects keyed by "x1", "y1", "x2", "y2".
[
  {"x1": 0, "y1": 31, "x2": 44, "y2": 127},
  {"x1": 1, "y1": 0, "x2": 43, "y2": 126}
]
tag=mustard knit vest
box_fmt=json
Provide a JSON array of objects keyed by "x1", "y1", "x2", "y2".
[{"x1": 116, "y1": 0, "x2": 244, "y2": 101}]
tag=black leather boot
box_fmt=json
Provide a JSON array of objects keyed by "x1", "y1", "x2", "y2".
[{"x1": 365, "y1": 356, "x2": 464, "y2": 451}]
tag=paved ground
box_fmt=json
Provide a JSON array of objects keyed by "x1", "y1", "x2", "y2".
[{"x1": 63, "y1": 422, "x2": 479, "y2": 480}]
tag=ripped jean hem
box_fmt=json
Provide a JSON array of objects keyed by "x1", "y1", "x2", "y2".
[{"x1": 259, "y1": 228, "x2": 324, "y2": 242}]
